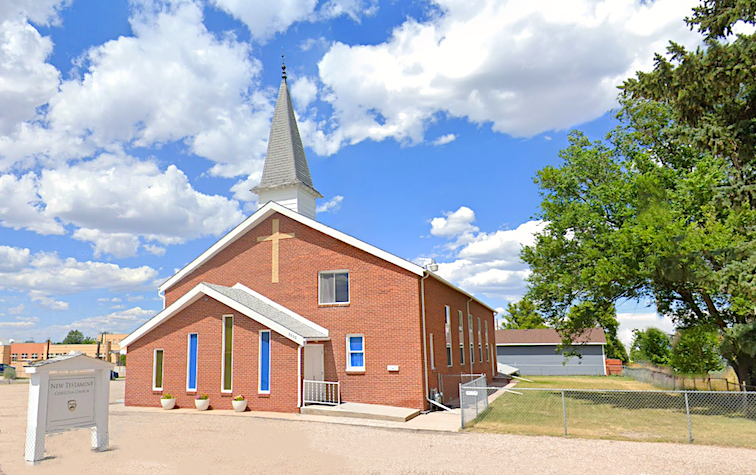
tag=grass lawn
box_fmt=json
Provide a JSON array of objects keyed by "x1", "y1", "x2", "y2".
[
  {"x1": 467, "y1": 376, "x2": 756, "y2": 449},
  {"x1": 513, "y1": 375, "x2": 657, "y2": 390}
]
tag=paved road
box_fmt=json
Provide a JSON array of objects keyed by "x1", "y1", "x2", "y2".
[{"x1": 1, "y1": 381, "x2": 754, "y2": 475}]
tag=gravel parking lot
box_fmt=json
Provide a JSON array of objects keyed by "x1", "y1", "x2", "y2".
[{"x1": 1, "y1": 381, "x2": 755, "y2": 475}]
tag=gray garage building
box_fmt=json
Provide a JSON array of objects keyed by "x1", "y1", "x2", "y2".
[{"x1": 496, "y1": 328, "x2": 607, "y2": 376}]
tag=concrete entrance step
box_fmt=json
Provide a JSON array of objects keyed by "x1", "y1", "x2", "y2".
[{"x1": 300, "y1": 401, "x2": 420, "y2": 422}]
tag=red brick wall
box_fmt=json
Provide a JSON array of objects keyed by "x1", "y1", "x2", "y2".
[
  {"x1": 125, "y1": 298, "x2": 301, "y2": 412},
  {"x1": 143, "y1": 212, "x2": 427, "y2": 410},
  {"x1": 422, "y1": 276, "x2": 496, "y2": 405}
]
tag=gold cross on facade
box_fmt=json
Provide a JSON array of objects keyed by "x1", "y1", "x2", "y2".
[{"x1": 257, "y1": 219, "x2": 295, "y2": 283}]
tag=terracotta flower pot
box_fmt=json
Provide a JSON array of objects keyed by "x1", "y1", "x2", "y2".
[
  {"x1": 232, "y1": 399, "x2": 247, "y2": 412},
  {"x1": 195, "y1": 399, "x2": 210, "y2": 411},
  {"x1": 160, "y1": 398, "x2": 176, "y2": 410}
]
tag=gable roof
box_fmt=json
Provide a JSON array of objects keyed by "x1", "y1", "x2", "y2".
[
  {"x1": 251, "y1": 77, "x2": 321, "y2": 198},
  {"x1": 159, "y1": 201, "x2": 425, "y2": 293},
  {"x1": 157, "y1": 201, "x2": 496, "y2": 313},
  {"x1": 121, "y1": 282, "x2": 329, "y2": 349},
  {"x1": 496, "y1": 328, "x2": 606, "y2": 346}
]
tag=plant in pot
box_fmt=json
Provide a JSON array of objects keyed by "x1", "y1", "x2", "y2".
[
  {"x1": 195, "y1": 393, "x2": 210, "y2": 411},
  {"x1": 160, "y1": 393, "x2": 176, "y2": 410},
  {"x1": 232, "y1": 394, "x2": 247, "y2": 412}
]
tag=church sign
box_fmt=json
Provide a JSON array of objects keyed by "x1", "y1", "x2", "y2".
[
  {"x1": 24, "y1": 354, "x2": 113, "y2": 463},
  {"x1": 47, "y1": 376, "x2": 97, "y2": 431}
]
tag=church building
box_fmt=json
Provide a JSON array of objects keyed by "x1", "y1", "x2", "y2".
[{"x1": 120, "y1": 65, "x2": 496, "y2": 413}]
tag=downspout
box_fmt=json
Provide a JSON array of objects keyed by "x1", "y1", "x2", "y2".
[
  {"x1": 421, "y1": 271, "x2": 458, "y2": 413},
  {"x1": 297, "y1": 345, "x2": 303, "y2": 408},
  {"x1": 466, "y1": 297, "x2": 473, "y2": 374},
  {"x1": 420, "y1": 271, "x2": 431, "y2": 407}
]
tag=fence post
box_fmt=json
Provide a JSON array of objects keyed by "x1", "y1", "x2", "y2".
[
  {"x1": 684, "y1": 391, "x2": 693, "y2": 444},
  {"x1": 561, "y1": 390, "x2": 568, "y2": 437},
  {"x1": 459, "y1": 383, "x2": 464, "y2": 429}
]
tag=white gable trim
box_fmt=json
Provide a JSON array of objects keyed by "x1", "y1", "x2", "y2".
[
  {"x1": 158, "y1": 202, "x2": 424, "y2": 294},
  {"x1": 121, "y1": 283, "x2": 326, "y2": 348}
]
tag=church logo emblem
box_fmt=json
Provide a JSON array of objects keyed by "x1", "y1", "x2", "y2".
[{"x1": 67, "y1": 400, "x2": 77, "y2": 412}]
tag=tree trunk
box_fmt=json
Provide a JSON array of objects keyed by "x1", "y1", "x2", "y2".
[{"x1": 734, "y1": 357, "x2": 756, "y2": 389}]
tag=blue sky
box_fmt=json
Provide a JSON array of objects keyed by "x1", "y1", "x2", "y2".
[{"x1": 0, "y1": 0, "x2": 704, "y2": 345}]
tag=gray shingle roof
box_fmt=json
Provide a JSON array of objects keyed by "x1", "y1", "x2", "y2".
[
  {"x1": 204, "y1": 283, "x2": 327, "y2": 340},
  {"x1": 252, "y1": 78, "x2": 321, "y2": 197}
]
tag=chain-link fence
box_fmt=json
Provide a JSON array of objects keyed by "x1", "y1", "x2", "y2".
[
  {"x1": 622, "y1": 366, "x2": 755, "y2": 392},
  {"x1": 459, "y1": 375, "x2": 490, "y2": 427},
  {"x1": 460, "y1": 387, "x2": 756, "y2": 448}
]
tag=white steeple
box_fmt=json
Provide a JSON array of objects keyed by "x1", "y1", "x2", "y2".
[{"x1": 252, "y1": 60, "x2": 321, "y2": 219}]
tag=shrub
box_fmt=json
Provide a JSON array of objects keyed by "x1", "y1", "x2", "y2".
[
  {"x1": 161, "y1": 393, "x2": 175, "y2": 399},
  {"x1": 4, "y1": 367, "x2": 16, "y2": 380},
  {"x1": 233, "y1": 394, "x2": 245, "y2": 401},
  {"x1": 196, "y1": 394, "x2": 209, "y2": 400}
]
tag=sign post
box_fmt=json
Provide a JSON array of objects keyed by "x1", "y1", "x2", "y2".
[{"x1": 24, "y1": 354, "x2": 113, "y2": 463}]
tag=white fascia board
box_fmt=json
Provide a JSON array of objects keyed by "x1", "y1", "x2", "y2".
[
  {"x1": 202, "y1": 285, "x2": 306, "y2": 346},
  {"x1": 120, "y1": 287, "x2": 206, "y2": 348},
  {"x1": 231, "y1": 283, "x2": 329, "y2": 337},
  {"x1": 159, "y1": 202, "x2": 423, "y2": 294},
  {"x1": 495, "y1": 342, "x2": 606, "y2": 347},
  {"x1": 121, "y1": 283, "x2": 308, "y2": 348},
  {"x1": 428, "y1": 272, "x2": 497, "y2": 313}
]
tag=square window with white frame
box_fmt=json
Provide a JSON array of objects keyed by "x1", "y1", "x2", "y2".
[
  {"x1": 346, "y1": 334, "x2": 365, "y2": 371},
  {"x1": 319, "y1": 271, "x2": 349, "y2": 304}
]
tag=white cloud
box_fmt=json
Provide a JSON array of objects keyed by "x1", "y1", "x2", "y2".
[
  {"x1": 0, "y1": 245, "x2": 31, "y2": 272},
  {"x1": 0, "y1": 171, "x2": 64, "y2": 237},
  {"x1": 0, "y1": 0, "x2": 273, "y2": 178},
  {"x1": 291, "y1": 76, "x2": 319, "y2": 111},
  {"x1": 211, "y1": 0, "x2": 376, "y2": 41},
  {"x1": 0, "y1": 246, "x2": 158, "y2": 295},
  {"x1": 8, "y1": 304, "x2": 25, "y2": 315},
  {"x1": 616, "y1": 311, "x2": 676, "y2": 348},
  {"x1": 14, "y1": 306, "x2": 156, "y2": 342},
  {"x1": 143, "y1": 244, "x2": 166, "y2": 256},
  {"x1": 312, "y1": 0, "x2": 700, "y2": 153},
  {"x1": 28, "y1": 290, "x2": 68, "y2": 311},
  {"x1": 430, "y1": 206, "x2": 479, "y2": 240},
  {"x1": 0, "y1": 0, "x2": 70, "y2": 25},
  {"x1": 0, "y1": 320, "x2": 35, "y2": 328},
  {"x1": 432, "y1": 134, "x2": 457, "y2": 146},
  {"x1": 33, "y1": 153, "x2": 245, "y2": 257},
  {"x1": 424, "y1": 206, "x2": 546, "y2": 300},
  {"x1": 316, "y1": 195, "x2": 344, "y2": 213}
]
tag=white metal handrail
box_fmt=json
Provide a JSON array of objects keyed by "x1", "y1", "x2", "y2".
[{"x1": 303, "y1": 380, "x2": 340, "y2": 406}]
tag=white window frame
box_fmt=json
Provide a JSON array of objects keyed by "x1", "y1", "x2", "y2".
[
  {"x1": 345, "y1": 333, "x2": 365, "y2": 372},
  {"x1": 318, "y1": 270, "x2": 350, "y2": 305},
  {"x1": 444, "y1": 306, "x2": 453, "y2": 367},
  {"x1": 459, "y1": 311, "x2": 465, "y2": 365},
  {"x1": 186, "y1": 333, "x2": 198, "y2": 392},
  {"x1": 259, "y1": 330, "x2": 271, "y2": 394},
  {"x1": 221, "y1": 314, "x2": 233, "y2": 393},
  {"x1": 468, "y1": 315, "x2": 474, "y2": 365},
  {"x1": 429, "y1": 333, "x2": 435, "y2": 370},
  {"x1": 485, "y1": 321, "x2": 490, "y2": 363},
  {"x1": 478, "y1": 317, "x2": 483, "y2": 362},
  {"x1": 153, "y1": 348, "x2": 164, "y2": 391}
]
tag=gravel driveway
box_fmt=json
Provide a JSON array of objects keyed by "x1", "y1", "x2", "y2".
[{"x1": 1, "y1": 381, "x2": 754, "y2": 475}]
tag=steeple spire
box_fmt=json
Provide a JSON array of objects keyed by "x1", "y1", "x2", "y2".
[{"x1": 252, "y1": 62, "x2": 322, "y2": 219}]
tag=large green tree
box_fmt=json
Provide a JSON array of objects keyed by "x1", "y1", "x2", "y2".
[
  {"x1": 500, "y1": 298, "x2": 547, "y2": 329},
  {"x1": 631, "y1": 328, "x2": 672, "y2": 366},
  {"x1": 671, "y1": 326, "x2": 725, "y2": 374},
  {"x1": 522, "y1": 0, "x2": 756, "y2": 386}
]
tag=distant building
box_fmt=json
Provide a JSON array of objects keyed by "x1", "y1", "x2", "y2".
[
  {"x1": 495, "y1": 328, "x2": 607, "y2": 376},
  {"x1": 3, "y1": 333, "x2": 129, "y2": 377}
]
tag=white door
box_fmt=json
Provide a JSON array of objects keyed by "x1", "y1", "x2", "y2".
[{"x1": 304, "y1": 345, "x2": 324, "y2": 381}]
